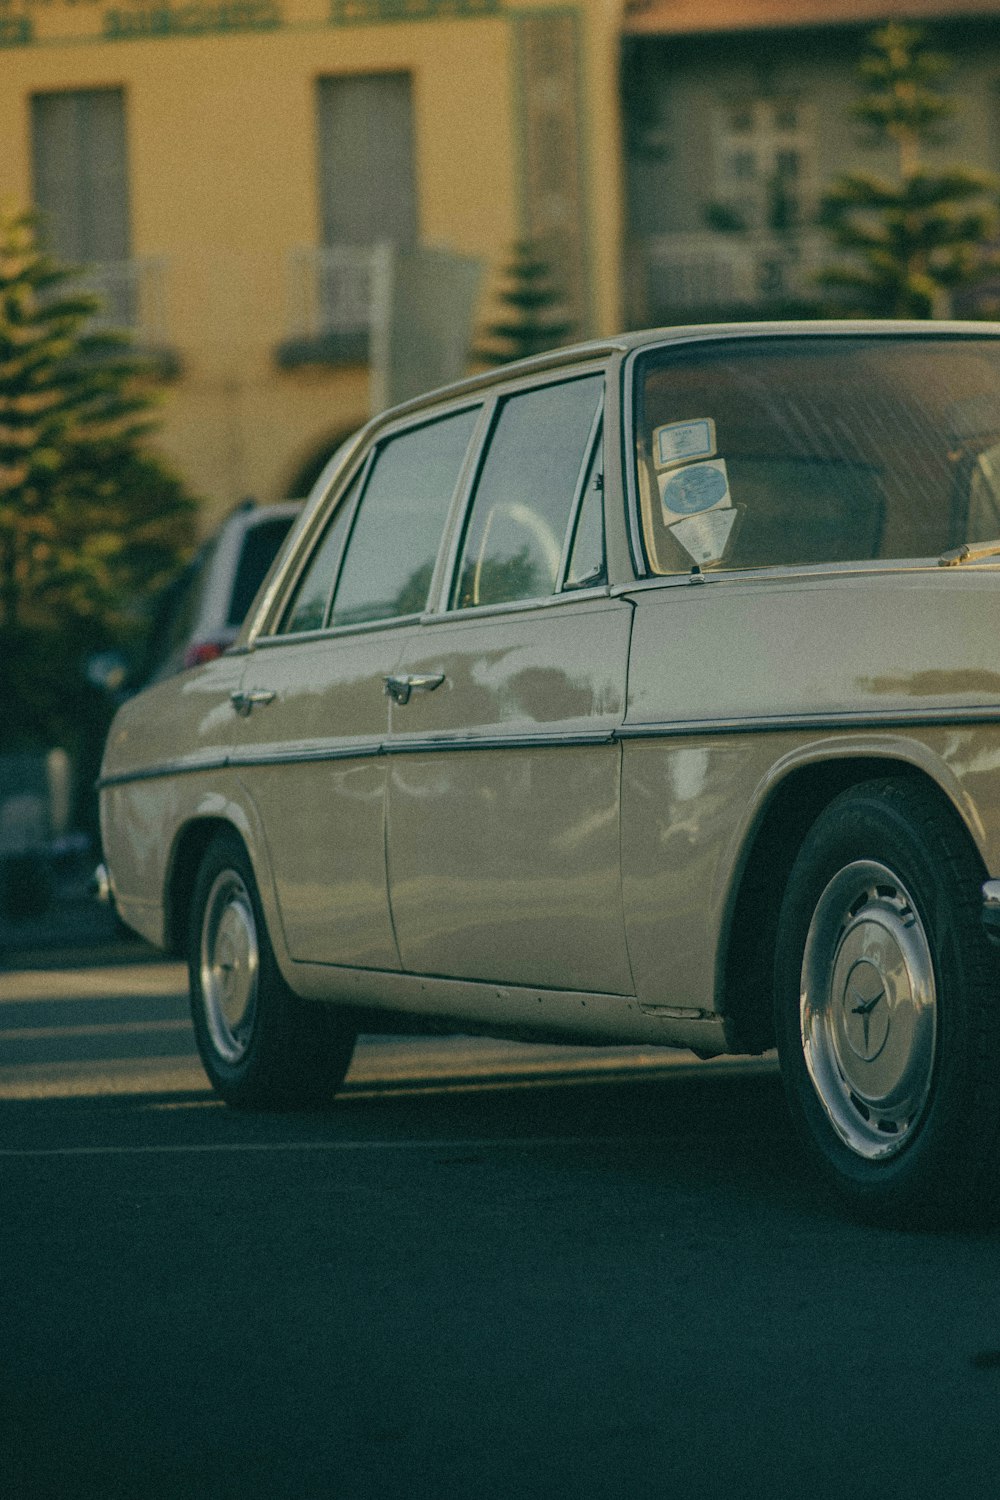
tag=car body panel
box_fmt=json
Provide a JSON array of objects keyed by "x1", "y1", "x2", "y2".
[
  {"x1": 620, "y1": 566, "x2": 1000, "y2": 1010},
  {"x1": 99, "y1": 654, "x2": 246, "y2": 943}
]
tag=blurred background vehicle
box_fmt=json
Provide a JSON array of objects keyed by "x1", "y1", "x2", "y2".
[{"x1": 136, "y1": 499, "x2": 304, "y2": 688}]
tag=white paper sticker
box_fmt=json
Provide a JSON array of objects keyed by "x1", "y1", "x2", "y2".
[
  {"x1": 653, "y1": 418, "x2": 717, "y2": 470},
  {"x1": 659, "y1": 458, "x2": 731, "y2": 522},
  {"x1": 670, "y1": 507, "x2": 738, "y2": 567}
]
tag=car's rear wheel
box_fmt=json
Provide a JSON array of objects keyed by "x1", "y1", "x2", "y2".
[
  {"x1": 188, "y1": 830, "x2": 356, "y2": 1107},
  {"x1": 774, "y1": 777, "x2": 1000, "y2": 1226}
]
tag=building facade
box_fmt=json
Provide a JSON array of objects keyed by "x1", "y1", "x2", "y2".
[
  {"x1": 621, "y1": 1, "x2": 1000, "y2": 326},
  {"x1": 1, "y1": 0, "x2": 625, "y2": 519}
]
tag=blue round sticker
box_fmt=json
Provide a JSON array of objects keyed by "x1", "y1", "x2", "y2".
[{"x1": 661, "y1": 463, "x2": 728, "y2": 516}]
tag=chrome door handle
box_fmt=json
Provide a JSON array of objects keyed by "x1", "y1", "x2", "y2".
[
  {"x1": 230, "y1": 689, "x2": 276, "y2": 717},
  {"x1": 383, "y1": 673, "x2": 445, "y2": 706}
]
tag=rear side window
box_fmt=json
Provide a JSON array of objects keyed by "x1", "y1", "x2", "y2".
[
  {"x1": 633, "y1": 336, "x2": 1000, "y2": 574},
  {"x1": 453, "y1": 375, "x2": 603, "y2": 610}
]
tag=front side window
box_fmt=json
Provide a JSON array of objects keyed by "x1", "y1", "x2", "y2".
[
  {"x1": 633, "y1": 337, "x2": 1000, "y2": 575},
  {"x1": 330, "y1": 407, "x2": 480, "y2": 628},
  {"x1": 454, "y1": 375, "x2": 603, "y2": 610}
]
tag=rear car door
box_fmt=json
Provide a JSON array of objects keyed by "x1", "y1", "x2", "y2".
[{"x1": 230, "y1": 404, "x2": 481, "y2": 968}]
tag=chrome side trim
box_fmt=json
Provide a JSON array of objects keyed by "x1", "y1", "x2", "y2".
[
  {"x1": 97, "y1": 755, "x2": 229, "y2": 791},
  {"x1": 383, "y1": 730, "x2": 615, "y2": 756},
  {"x1": 229, "y1": 743, "x2": 383, "y2": 768},
  {"x1": 617, "y1": 705, "x2": 1000, "y2": 739},
  {"x1": 99, "y1": 702, "x2": 1000, "y2": 791}
]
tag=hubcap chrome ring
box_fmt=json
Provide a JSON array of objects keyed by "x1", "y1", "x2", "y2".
[
  {"x1": 199, "y1": 869, "x2": 260, "y2": 1066},
  {"x1": 800, "y1": 859, "x2": 937, "y2": 1161}
]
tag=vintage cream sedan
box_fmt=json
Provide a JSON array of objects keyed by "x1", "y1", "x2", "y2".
[{"x1": 101, "y1": 322, "x2": 1000, "y2": 1223}]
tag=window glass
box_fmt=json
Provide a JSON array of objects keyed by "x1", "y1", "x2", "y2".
[
  {"x1": 564, "y1": 432, "x2": 606, "y2": 590},
  {"x1": 454, "y1": 376, "x2": 603, "y2": 610},
  {"x1": 633, "y1": 337, "x2": 1000, "y2": 575},
  {"x1": 331, "y1": 407, "x2": 479, "y2": 628},
  {"x1": 31, "y1": 89, "x2": 133, "y2": 325},
  {"x1": 279, "y1": 479, "x2": 357, "y2": 634}
]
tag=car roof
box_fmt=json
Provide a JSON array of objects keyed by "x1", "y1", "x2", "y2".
[{"x1": 348, "y1": 318, "x2": 1000, "y2": 437}]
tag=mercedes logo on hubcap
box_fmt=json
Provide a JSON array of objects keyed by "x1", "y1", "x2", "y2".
[{"x1": 842, "y1": 958, "x2": 890, "y2": 1061}]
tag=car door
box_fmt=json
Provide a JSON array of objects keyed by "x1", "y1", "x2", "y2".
[
  {"x1": 384, "y1": 372, "x2": 635, "y2": 997},
  {"x1": 230, "y1": 403, "x2": 481, "y2": 968}
]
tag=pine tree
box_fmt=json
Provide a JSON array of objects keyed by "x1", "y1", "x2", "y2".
[
  {"x1": 818, "y1": 24, "x2": 1000, "y2": 318},
  {"x1": 0, "y1": 206, "x2": 196, "y2": 769},
  {"x1": 473, "y1": 241, "x2": 575, "y2": 366}
]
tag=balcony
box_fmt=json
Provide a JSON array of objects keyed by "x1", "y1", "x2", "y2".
[
  {"x1": 637, "y1": 232, "x2": 827, "y2": 322},
  {"x1": 277, "y1": 244, "x2": 392, "y2": 369},
  {"x1": 78, "y1": 257, "x2": 178, "y2": 375}
]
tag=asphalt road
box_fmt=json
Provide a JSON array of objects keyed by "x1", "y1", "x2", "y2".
[{"x1": 2, "y1": 960, "x2": 1000, "y2": 1500}]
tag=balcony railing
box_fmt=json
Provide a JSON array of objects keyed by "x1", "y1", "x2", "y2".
[
  {"x1": 640, "y1": 232, "x2": 827, "y2": 319},
  {"x1": 280, "y1": 243, "x2": 393, "y2": 367},
  {"x1": 78, "y1": 257, "x2": 170, "y2": 348}
]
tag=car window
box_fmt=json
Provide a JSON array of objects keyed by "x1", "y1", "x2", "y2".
[
  {"x1": 278, "y1": 474, "x2": 360, "y2": 635},
  {"x1": 453, "y1": 376, "x2": 603, "y2": 610},
  {"x1": 564, "y1": 428, "x2": 606, "y2": 590},
  {"x1": 330, "y1": 407, "x2": 480, "y2": 629},
  {"x1": 633, "y1": 336, "x2": 1000, "y2": 574},
  {"x1": 228, "y1": 515, "x2": 298, "y2": 626}
]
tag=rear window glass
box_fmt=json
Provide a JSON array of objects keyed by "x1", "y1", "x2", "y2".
[{"x1": 633, "y1": 337, "x2": 1000, "y2": 573}]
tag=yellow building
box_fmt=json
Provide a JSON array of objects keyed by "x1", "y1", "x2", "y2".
[{"x1": 1, "y1": 0, "x2": 625, "y2": 520}]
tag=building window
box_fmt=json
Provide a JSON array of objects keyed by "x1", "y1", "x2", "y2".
[
  {"x1": 31, "y1": 88, "x2": 134, "y2": 323},
  {"x1": 279, "y1": 73, "x2": 417, "y2": 366},
  {"x1": 712, "y1": 96, "x2": 814, "y2": 234},
  {"x1": 316, "y1": 73, "x2": 418, "y2": 250}
]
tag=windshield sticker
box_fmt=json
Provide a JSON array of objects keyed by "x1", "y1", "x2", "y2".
[
  {"x1": 670, "y1": 507, "x2": 738, "y2": 567},
  {"x1": 659, "y1": 458, "x2": 731, "y2": 521},
  {"x1": 653, "y1": 418, "x2": 717, "y2": 470}
]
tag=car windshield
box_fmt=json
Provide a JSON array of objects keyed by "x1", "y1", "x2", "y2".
[{"x1": 632, "y1": 335, "x2": 1000, "y2": 573}]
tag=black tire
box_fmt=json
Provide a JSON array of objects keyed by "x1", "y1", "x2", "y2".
[
  {"x1": 188, "y1": 829, "x2": 356, "y2": 1108},
  {"x1": 774, "y1": 777, "x2": 1000, "y2": 1226}
]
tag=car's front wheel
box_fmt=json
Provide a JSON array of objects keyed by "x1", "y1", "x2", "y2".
[
  {"x1": 774, "y1": 778, "x2": 1000, "y2": 1225},
  {"x1": 188, "y1": 830, "x2": 356, "y2": 1107}
]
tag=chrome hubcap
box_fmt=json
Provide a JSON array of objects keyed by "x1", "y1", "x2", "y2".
[
  {"x1": 800, "y1": 860, "x2": 937, "y2": 1160},
  {"x1": 199, "y1": 870, "x2": 259, "y2": 1065}
]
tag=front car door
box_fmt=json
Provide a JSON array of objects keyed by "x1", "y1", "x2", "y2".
[{"x1": 385, "y1": 370, "x2": 635, "y2": 997}]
